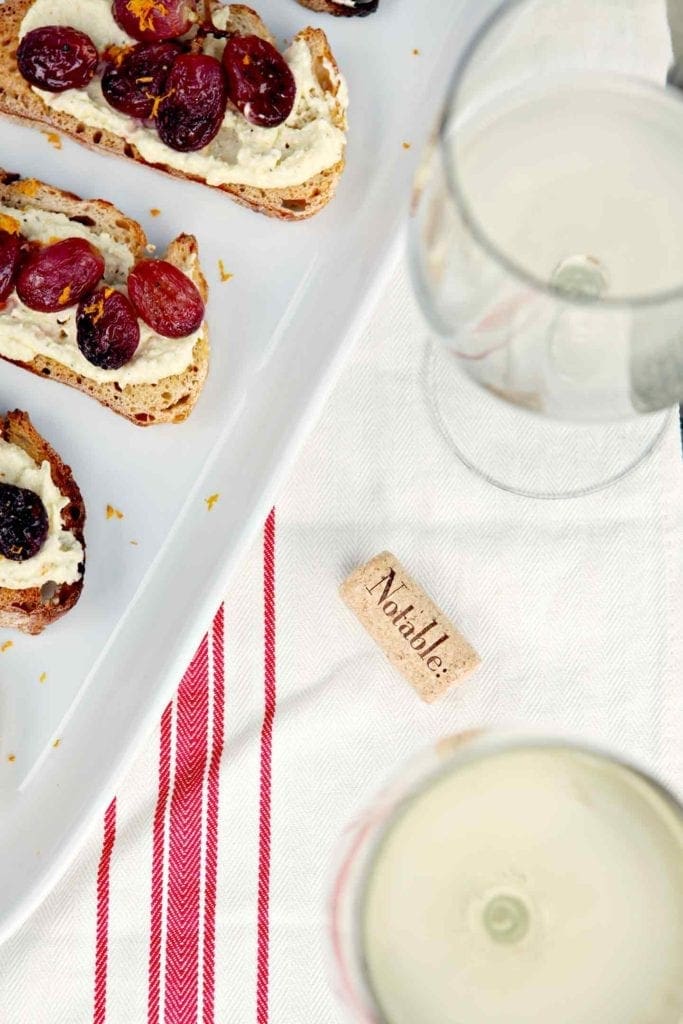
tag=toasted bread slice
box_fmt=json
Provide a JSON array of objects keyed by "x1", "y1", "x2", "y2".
[
  {"x1": 0, "y1": 2, "x2": 347, "y2": 221},
  {"x1": 0, "y1": 169, "x2": 209, "y2": 426},
  {"x1": 296, "y1": 0, "x2": 378, "y2": 16},
  {"x1": 0, "y1": 410, "x2": 85, "y2": 635}
]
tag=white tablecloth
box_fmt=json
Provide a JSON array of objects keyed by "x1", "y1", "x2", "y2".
[{"x1": 0, "y1": 252, "x2": 680, "y2": 1023}]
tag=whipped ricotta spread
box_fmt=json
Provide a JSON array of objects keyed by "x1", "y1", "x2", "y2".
[
  {"x1": 20, "y1": 0, "x2": 348, "y2": 190},
  {"x1": 0, "y1": 438, "x2": 83, "y2": 590},
  {"x1": 0, "y1": 204, "x2": 202, "y2": 385}
]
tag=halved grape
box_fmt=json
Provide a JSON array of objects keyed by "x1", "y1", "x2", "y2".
[
  {"x1": 0, "y1": 230, "x2": 23, "y2": 304},
  {"x1": 102, "y1": 41, "x2": 181, "y2": 119},
  {"x1": 222, "y1": 35, "x2": 295, "y2": 128},
  {"x1": 17, "y1": 26, "x2": 98, "y2": 92},
  {"x1": 112, "y1": 0, "x2": 195, "y2": 42},
  {"x1": 127, "y1": 260, "x2": 204, "y2": 337},
  {"x1": 17, "y1": 238, "x2": 105, "y2": 313},
  {"x1": 0, "y1": 483, "x2": 49, "y2": 561},
  {"x1": 157, "y1": 53, "x2": 227, "y2": 151},
  {"x1": 77, "y1": 287, "x2": 141, "y2": 369},
  {"x1": 331, "y1": 0, "x2": 378, "y2": 14}
]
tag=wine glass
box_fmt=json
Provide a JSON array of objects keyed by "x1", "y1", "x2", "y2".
[
  {"x1": 410, "y1": 0, "x2": 682, "y2": 497},
  {"x1": 329, "y1": 732, "x2": 683, "y2": 1023}
]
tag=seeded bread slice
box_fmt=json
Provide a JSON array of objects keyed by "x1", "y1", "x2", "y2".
[
  {"x1": 0, "y1": 169, "x2": 209, "y2": 426},
  {"x1": 295, "y1": 0, "x2": 378, "y2": 17},
  {"x1": 0, "y1": 410, "x2": 85, "y2": 635},
  {"x1": 0, "y1": 1, "x2": 347, "y2": 220}
]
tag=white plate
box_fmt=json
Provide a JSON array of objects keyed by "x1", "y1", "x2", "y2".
[{"x1": 0, "y1": 0, "x2": 480, "y2": 942}]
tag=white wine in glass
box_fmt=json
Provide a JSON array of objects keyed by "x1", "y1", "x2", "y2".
[{"x1": 330, "y1": 736, "x2": 683, "y2": 1024}]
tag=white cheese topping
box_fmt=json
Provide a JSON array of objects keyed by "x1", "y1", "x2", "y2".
[
  {"x1": 0, "y1": 438, "x2": 84, "y2": 590},
  {"x1": 0, "y1": 204, "x2": 202, "y2": 385},
  {"x1": 20, "y1": 0, "x2": 348, "y2": 190}
]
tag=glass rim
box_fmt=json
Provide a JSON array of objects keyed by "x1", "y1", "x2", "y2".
[
  {"x1": 348, "y1": 730, "x2": 683, "y2": 1023},
  {"x1": 439, "y1": 0, "x2": 683, "y2": 311}
]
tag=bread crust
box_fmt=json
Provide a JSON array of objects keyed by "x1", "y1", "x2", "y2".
[
  {"x1": 0, "y1": 410, "x2": 85, "y2": 635},
  {"x1": 0, "y1": 169, "x2": 209, "y2": 425},
  {"x1": 0, "y1": 2, "x2": 347, "y2": 220}
]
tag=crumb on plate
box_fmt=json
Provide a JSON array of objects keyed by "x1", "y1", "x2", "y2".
[
  {"x1": 41, "y1": 131, "x2": 62, "y2": 149},
  {"x1": 413, "y1": 48, "x2": 420, "y2": 56},
  {"x1": 403, "y1": 142, "x2": 412, "y2": 150},
  {"x1": 205, "y1": 493, "x2": 220, "y2": 512},
  {"x1": 52, "y1": 738, "x2": 61, "y2": 749},
  {"x1": 39, "y1": 672, "x2": 47, "y2": 684},
  {"x1": 150, "y1": 208, "x2": 161, "y2": 217},
  {"x1": 7, "y1": 754, "x2": 15, "y2": 763},
  {"x1": 1, "y1": 640, "x2": 13, "y2": 653},
  {"x1": 106, "y1": 504, "x2": 124, "y2": 520},
  {"x1": 218, "y1": 260, "x2": 233, "y2": 283}
]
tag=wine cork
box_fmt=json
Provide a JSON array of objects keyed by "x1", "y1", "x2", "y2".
[{"x1": 340, "y1": 551, "x2": 481, "y2": 703}]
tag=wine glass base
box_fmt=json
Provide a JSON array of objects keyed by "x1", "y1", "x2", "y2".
[{"x1": 424, "y1": 343, "x2": 671, "y2": 499}]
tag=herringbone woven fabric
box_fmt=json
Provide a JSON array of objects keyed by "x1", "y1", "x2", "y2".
[{"x1": 0, "y1": 250, "x2": 681, "y2": 1022}]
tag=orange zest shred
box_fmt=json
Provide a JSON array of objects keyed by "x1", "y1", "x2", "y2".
[
  {"x1": 126, "y1": 0, "x2": 169, "y2": 34},
  {"x1": 104, "y1": 43, "x2": 135, "y2": 67},
  {"x1": 242, "y1": 54, "x2": 251, "y2": 66},
  {"x1": 136, "y1": 76, "x2": 154, "y2": 83},
  {"x1": 146, "y1": 87, "x2": 174, "y2": 119},
  {"x1": 106, "y1": 504, "x2": 124, "y2": 520},
  {"x1": 0, "y1": 640, "x2": 13, "y2": 653},
  {"x1": 83, "y1": 295, "x2": 106, "y2": 324},
  {"x1": 218, "y1": 260, "x2": 233, "y2": 283},
  {"x1": 205, "y1": 493, "x2": 220, "y2": 511},
  {"x1": 41, "y1": 131, "x2": 62, "y2": 149},
  {"x1": 14, "y1": 178, "x2": 39, "y2": 197},
  {"x1": 58, "y1": 284, "x2": 72, "y2": 306},
  {"x1": 0, "y1": 214, "x2": 20, "y2": 235}
]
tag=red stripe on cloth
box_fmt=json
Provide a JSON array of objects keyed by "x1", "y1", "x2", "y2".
[
  {"x1": 164, "y1": 634, "x2": 211, "y2": 1024},
  {"x1": 148, "y1": 703, "x2": 173, "y2": 1024},
  {"x1": 93, "y1": 798, "x2": 117, "y2": 1024},
  {"x1": 203, "y1": 607, "x2": 226, "y2": 1024},
  {"x1": 257, "y1": 510, "x2": 277, "y2": 1024}
]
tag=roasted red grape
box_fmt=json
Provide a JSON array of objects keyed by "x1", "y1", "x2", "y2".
[
  {"x1": 331, "y1": 0, "x2": 378, "y2": 14},
  {"x1": 157, "y1": 53, "x2": 227, "y2": 151},
  {"x1": 17, "y1": 26, "x2": 98, "y2": 92},
  {"x1": 112, "y1": 0, "x2": 195, "y2": 42},
  {"x1": 128, "y1": 260, "x2": 204, "y2": 337},
  {"x1": 222, "y1": 35, "x2": 295, "y2": 128},
  {"x1": 102, "y1": 41, "x2": 180, "y2": 119},
  {"x1": 17, "y1": 238, "x2": 105, "y2": 313},
  {"x1": 77, "y1": 287, "x2": 141, "y2": 369},
  {"x1": 0, "y1": 230, "x2": 23, "y2": 304},
  {"x1": 0, "y1": 483, "x2": 49, "y2": 561}
]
